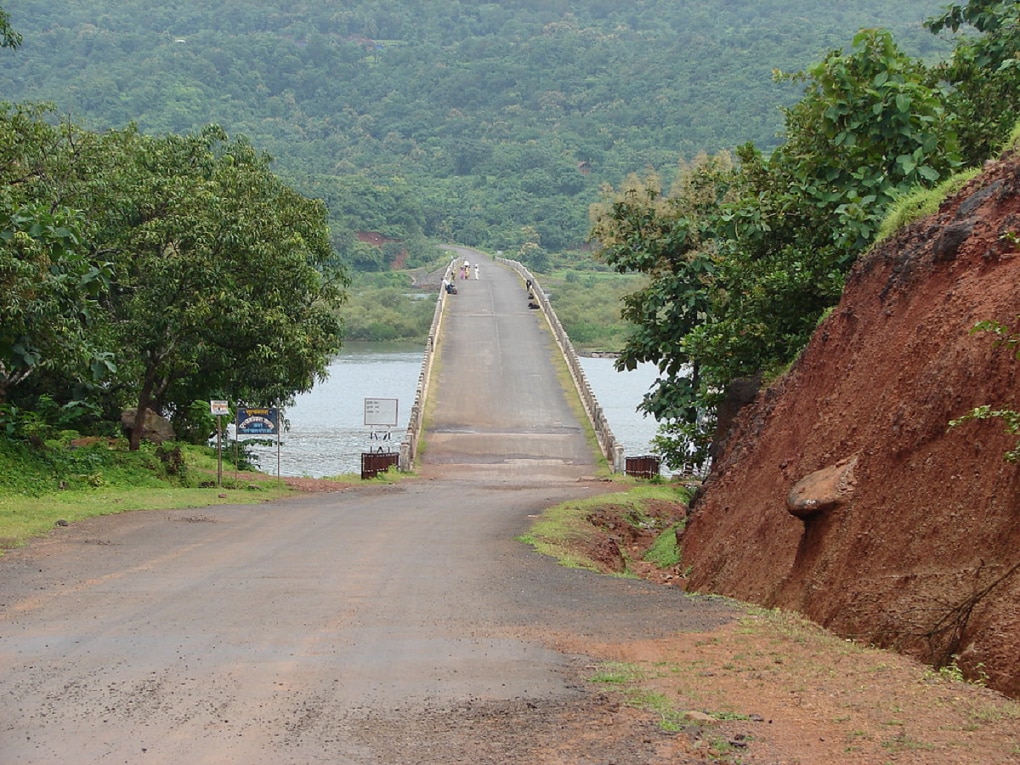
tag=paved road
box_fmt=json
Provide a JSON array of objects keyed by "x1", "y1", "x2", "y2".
[
  {"x1": 424, "y1": 250, "x2": 595, "y2": 479},
  {"x1": 0, "y1": 250, "x2": 735, "y2": 764}
]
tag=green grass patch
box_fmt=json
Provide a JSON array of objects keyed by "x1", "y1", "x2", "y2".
[
  {"x1": 517, "y1": 484, "x2": 689, "y2": 572},
  {"x1": 0, "y1": 484, "x2": 289, "y2": 551},
  {"x1": 876, "y1": 167, "x2": 982, "y2": 242},
  {"x1": 0, "y1": 437, "x2": 294, "y2": 553},
  {"x1": 643, "y1": 524, "x2": 684, "y2": 568},
  {"x1": 1002, "y1": 118, "x2": 1020, "y2": 154},
  {"x1": 589, "y1": 661, "x2": 644, "y2": 685},
  {"x1": 516, "y1": 497, "x2": 609, "y2": 572}
]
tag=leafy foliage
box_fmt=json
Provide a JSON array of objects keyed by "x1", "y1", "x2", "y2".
[
  {"x1": 0, "y1": 104, "x2": 113, "y2": 402},
  {"x1": 0, "y1": 0, "x2": 947, "y2": 263},
  {"x1": 340, "y1": 276, "x2": 436, "y2": 343},
  {"x1": 925, "y1": 0, "x2": 1020, "y2": 165},
  {"x1": 0, "y1": 6, "x2": 19, "y2": 49},
  {"x1": 543, "y1": 271, "x2": 645, "y2": 351},
  {"x1": 0, "y1": 107, "x2": 349, "y2": 446},
  {"x1": 949, "y1": 318, "x2": 1020, "y2": 462},
  {"x1": 591, "y1": 27, "x2": 964, "y2": 466}
]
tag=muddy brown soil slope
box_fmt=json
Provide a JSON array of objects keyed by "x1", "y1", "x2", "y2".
[{"x1": 682, "y1": 151, "x2": 1020, "y2": 698}]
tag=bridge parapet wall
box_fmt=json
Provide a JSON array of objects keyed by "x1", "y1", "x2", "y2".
[
  {"x1": 400, "y1": 257, "x2": 457, "y2": 471},
  {"x1": 497, "y1": 257, "x2": 626, "y2": 473}
]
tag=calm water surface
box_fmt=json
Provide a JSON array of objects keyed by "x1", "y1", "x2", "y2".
[{"x1": 250, "y1": 344, "x2": 660, "y2": 477}]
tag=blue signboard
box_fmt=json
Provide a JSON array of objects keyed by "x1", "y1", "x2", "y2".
[{"x1": 236, "y1": 406, "x2": 279, "y2": 437}]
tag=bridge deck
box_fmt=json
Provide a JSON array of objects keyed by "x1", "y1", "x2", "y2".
[{"x1": 420, "y1": 251, "x2": 598, "y2": 481}]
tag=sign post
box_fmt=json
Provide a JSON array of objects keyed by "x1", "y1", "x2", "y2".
[
  {"x1": 236, "y1": 406, "x2": 281, "y2": 482},
  {"x1": 362, "y1": 398, "x2": 399, "y2": 478},
  {"x1": 210, "y1": 400, "x2": 230, "y2": 486},
  {"x1": 364, "y1": 397, "x2": 398, "y2": 446}
]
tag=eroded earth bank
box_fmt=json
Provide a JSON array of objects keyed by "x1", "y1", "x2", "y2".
[{"x1": 682, "y1": 150, "x2": 1020, "y2": 699}]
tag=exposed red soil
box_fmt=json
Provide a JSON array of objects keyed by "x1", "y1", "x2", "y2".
[
  {"x1": 356, "y1": 230, "x2": 409, "y2": 268},
  {"x1": 545, "y1": 493, "x2": 1020, "y2": 764},
  {"x1": 578, "y1": 498, "x2": 686, "y2": 579},
  {"x1": 681, "y1": 151, "x2": 1020, "y2": 699},
  {"x1": 278, "y1": 475, "x2": 357, "y2": 492}
]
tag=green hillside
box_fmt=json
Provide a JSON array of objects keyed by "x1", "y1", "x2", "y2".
[{"x1": 0, "y1": 0, "x2": 948, "y2": 267}]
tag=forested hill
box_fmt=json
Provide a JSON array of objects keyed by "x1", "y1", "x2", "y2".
[{"x1": 0, "y1": 0, "x2": 948, "y2": 269}]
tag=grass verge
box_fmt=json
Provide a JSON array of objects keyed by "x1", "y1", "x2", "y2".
[
  {"x1": 517, "y1": 484, "x2": 689, "y2": 574},
  {"x1": 0, "y1": 438, "x2": 295, "y2": 553}
]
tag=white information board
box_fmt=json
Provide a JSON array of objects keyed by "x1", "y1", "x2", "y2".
[{"x1": 364, "y1": 398, "x2": 398, "y2": 427}]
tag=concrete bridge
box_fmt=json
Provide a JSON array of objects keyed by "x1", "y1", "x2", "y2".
[{"x1": 400, "y1": 247, "x2": 626, "y2": 478}]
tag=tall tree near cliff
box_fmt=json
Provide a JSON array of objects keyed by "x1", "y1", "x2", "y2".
[
  {"x1": 590, "y1": 155, "x2": 738, "y2": 466},
  {"x1": 69, "y1": 125, "x2": 347, "y2": 450},
  {"x1": 925, "y1": 0, "x2": 1020, "y2": 164},
  {"x1": 591, "y1": 29, "x2": 960, "y2": 468},
  {"x1": 690, "y1": 29, "x2": 960, "y2": 383}
]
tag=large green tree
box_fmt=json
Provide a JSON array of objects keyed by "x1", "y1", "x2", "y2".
[
  {"x1": 591, "y1": 29, "x2": 961, "y2": 469},
  {"x1": 0, "y1": 104, "x2": 110, "y2": 404},
  {"x1": 61, "y1": 125, "x2": 347, "y2": 449},
  {"x1": 1, "y1": 116, "x2": 349, "y2": 446}
]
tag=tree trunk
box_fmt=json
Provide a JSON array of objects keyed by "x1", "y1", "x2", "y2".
[{"x1": 130, "y1": 369, "x2": 157, "y2": 452}]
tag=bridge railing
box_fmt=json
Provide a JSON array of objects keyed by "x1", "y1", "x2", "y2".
[
  {"x1": 399, "y1": 257, "x2": 457, "y2": 471},
  {"x1": 497, "y1": 257, "x2": 626, "y2": 473}
]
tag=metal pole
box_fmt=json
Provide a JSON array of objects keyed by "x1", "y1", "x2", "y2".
[{"x1": 216, "y1": 415, "x2": 223, "y2": 487}]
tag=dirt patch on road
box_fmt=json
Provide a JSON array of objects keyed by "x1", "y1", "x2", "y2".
[
  {"x1": 535, "y1": 494, "x2": 1020, "y2": 764},
  {"x1": 279, "y1": 475, "x2": 357, "y2": 492}
]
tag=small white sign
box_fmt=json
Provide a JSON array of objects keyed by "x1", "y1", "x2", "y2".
[
  {"x1": 364, "y1": 398, "x2": 398, "y2": 427},
  {"x1": 210, "y1": 400, "x2": 230, "y2": 416}
]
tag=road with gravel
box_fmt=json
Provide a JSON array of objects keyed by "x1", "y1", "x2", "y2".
[{"x1": 0, "y1": 251, "x2": 737, "y2": 764}]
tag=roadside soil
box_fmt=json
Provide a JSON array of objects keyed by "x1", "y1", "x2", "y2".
[
  {"x1": 679, "y1": 152, "x2": 1020, "y2": 701},
  {"x1": 279, "y1": 478, "x2": 1020, "y2": 764}
]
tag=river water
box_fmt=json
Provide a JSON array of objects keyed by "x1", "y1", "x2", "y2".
[{"x1": 248, "y1": 342, "x2": 660, "y2": 478}]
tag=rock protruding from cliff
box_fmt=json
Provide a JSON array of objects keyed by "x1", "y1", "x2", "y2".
[{"x1": 682, "y1": 152, "x2": 1020, "y2": 698}]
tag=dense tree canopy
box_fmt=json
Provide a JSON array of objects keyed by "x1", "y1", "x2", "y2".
[
  {"x1": 925, "y1": 0, "x2": 1020, "y2": 165},
  {"x1": 0, "y1": 0, "x2": 948, "y2": 265},
  {"x1": 0, "y1": 104, "x2": 108, "y2": 404},
  {"x1": 0, "y1": 108, "x2": 348, "y2": 446},
  {"x1": 66, "y1": 126, "x2": 348, "y2": 448},
  {"x1": 589, "y1": 6, "x2": 1011, "y2": 469}
]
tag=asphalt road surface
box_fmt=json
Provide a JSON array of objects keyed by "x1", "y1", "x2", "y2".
[
  {"x1": 425, "y1": 248, "x2": 596, "y2": 478},
  {"x1": 0, "y1": 251, "x2": 737, "y2": 764}
]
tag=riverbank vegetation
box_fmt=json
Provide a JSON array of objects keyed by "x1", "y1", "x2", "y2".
[
  {"x1": 346, "y1": 258, "x2": 642, "y2": 352},
  {"x1": 340, "y1": 271, "x2": 440, "y2": 344}
]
